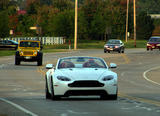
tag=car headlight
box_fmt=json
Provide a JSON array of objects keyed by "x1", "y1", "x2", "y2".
[
  {"x1": 57, "y1": 76, "x2": 71, "y2": 81},
  {"x1": 102, "y1": 75, "x2": 114, "y2": 81},
  {"x1": 147, "y1": 43, "x2": 151, "y2": 46},
  {"x1": 33, "y1": 51, "x2": 37, "y2": 55},
  {"x1": 115, "y1": 46, "x2": 120, "y2": 48},
  {"x1": 20, "y1": 51, "x2": 23, "y2": 55}
]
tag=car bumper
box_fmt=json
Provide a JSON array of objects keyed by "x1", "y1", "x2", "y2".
[
  {"x1": 147, "y1": 46, "x2": 160, "y2": 49},
  {"x1": 104, "y1": 47, "x2": 121, "y2": 51},
  {"x1": 16, "y1": 56, "x2": 39, "y2": 61},
  {"x1": 53, "y1": 81, "x2": 117, "y2": 96}
]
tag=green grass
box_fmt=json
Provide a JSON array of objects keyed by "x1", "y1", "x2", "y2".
[
  {"x1": 0, "y1": 50, "x2": 16, "y2": 56},
  {"x1": 0, "y1": 40, "x2": 147, "y2": 57},
  {"x1": 123, "y1": 40, "x2": 147, "y2": 48}
]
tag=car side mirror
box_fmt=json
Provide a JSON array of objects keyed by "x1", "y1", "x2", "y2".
[
  {"x1": 46, "y1": 64, "x2": 54, "y2": 69},
  {"x1": 109, "y1": 63, "x2": 117, "y2": 68}
]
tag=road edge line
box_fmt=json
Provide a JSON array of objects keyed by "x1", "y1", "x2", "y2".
[
  {"x1": 0, "y1": 98, "x2": 38, "y2": 116},
  {"x1": 143, "y1": 66, "x2": 160, "y2": 86}
]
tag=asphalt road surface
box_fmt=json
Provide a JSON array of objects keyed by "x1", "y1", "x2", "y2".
[{"x1": 0, "y1": 48, "x2": 160, "y2": 116}]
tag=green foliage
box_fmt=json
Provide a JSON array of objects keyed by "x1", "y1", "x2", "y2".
[
  {"x1": 137, "y1": 0, "x2": 160, "y2": 14},
  {"x1": 137, "y1": 11, "x2": 154, "y2": 40},
  {"x1": 16, "y1": 14, "x2": 37, "y2": 36},
  {"x1": 0, "y1": 10, "x2": 9, "y2": 38},
  {"x1": 49, "y1": 10, "x2": 74, "y2": 39},
  {"x1": 52, "y1": 0, "x2": 74, "y2": 11},
  {"x1": 0, "y1": 0, "x2": 9, "y2": 10}
]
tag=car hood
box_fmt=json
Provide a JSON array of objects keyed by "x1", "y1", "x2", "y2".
[{"x1": 54, "y1": 68, "x2": 115, "y2": 80}]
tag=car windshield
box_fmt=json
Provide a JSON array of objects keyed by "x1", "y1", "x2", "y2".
[
  {"x1": 107, "y1": 40, "x2": 120, "y2": 44},
  {"x1": 58, "y1": 57, "x2": 107, "y2": 69},
  {"x1": 149, "y1": 37, "x2": 160, "y2": 42},
  {"x1": 19, "y1": 41, "x2": 39, "y2": 47}
]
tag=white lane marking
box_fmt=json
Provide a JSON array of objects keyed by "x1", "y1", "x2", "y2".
[
  {"x1": 0, "y1": 98, "x2": 38, "y2": 116},
  {"x1": 120, "y1": 72, "x2": 153, "y2": 89},
  {"x1": 143, "y1": 66, "x2": 160, "y2": 86},
  {"x1": 60, "y1": 113, "x2": 68, "y2": 116},
  {"x1": 0, "y1": 64, "x2": 5, "y2": 68},
  {"x1": 121, "y1": 72, "x2": 125, "y2": 77}
]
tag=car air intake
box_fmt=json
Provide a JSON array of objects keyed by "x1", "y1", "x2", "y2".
[
  {"x1": 68, "y1": 81, "x2": 104, "y2": 87},
  {"x1": 23, "y1": 51, "x2": 33, "y2": 55}
]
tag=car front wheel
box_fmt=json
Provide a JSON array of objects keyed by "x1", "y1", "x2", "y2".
[
  {"x1": 15, "y1": 57, "x2": 20, "y2": 65},
  {"x1": 45, "y1": 77, "x2": 51, "y2": 99},
  {"x1": 51, "y1": 77, "x2": 60, "y2": 100}
]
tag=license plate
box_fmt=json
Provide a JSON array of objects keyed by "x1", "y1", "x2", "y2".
[{"x1": 25, "y1": 56, "x2": 31, "y2": 59}]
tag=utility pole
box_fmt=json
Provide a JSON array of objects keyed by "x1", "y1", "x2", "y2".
[
  {"x1": 74, "y1": 0, "x2": 78, "y2": 50},
  {"x1": 133, "y1": 0, "x2": 136, "y2": 47},
  {"x1": 125, "y1": 0, "x2": 129, "y2": 42}
]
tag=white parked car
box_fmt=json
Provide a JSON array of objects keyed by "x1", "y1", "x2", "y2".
[{"x1": 45, "y1": 56, "x2": 118, "y2": 100}]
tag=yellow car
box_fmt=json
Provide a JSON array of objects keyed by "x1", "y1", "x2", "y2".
[{"x1": 15, "y1": 40, "x2": 43, "y2": 66}]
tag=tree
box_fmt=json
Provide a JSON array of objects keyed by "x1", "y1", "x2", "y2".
[
  {"x1": 52, "y1": 0, "x2": 74, "y2": 11},
  {"x1": 49, "y1": 10, "x2": 74, "y2": 38},
  {"x1": 26, "y1": 0, "x2": 40, "y2": 15},
  {"x1": 136, "y1": 11, "x2": 154, "y2": 40},
  {"x1": 137, "y1": 0, "x2": 160, "y2": 14},
  {"x1": 0, "y1": 11, "x2": 9, "y2": 38},
  {"x1": 81, "y1": 0, "x2": 126, "y2": 40},
  {"x1": 0, "y1": 0, "x2": 9, "y2": 10}
]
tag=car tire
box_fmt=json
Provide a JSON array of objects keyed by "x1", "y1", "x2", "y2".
[
  {"x1": 108, "y1": 51, "x2": 110, "y2": 53},
  {"x1": 147, "y1": 48, "x2": 149, "y2": 51},
  {"x1": 37, "y1": 59, "x2": 42, "y2": 66},
  {"x1": 51, "y1": 77, "x2": 60, "y2": 100},
  {"x1": 104, "y1": 50, "x2": 106, "y2": 53},
  {"x1": 37, "y1": 53, "x2": 43, "y2": 66},
  {"x1": 45, "y1": 77, "x2": 51, "y2": 99},
  {"x1": 15, "y1": 57, "x2": 20, "y2": 65}
]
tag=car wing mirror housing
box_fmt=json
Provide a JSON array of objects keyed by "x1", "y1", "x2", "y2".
[
  {"x1": 46, "y1": 64, "x2": 54, "y2": 69},
  {"x1": 109, "y1": 63, "x2": 117, "y2": 68}
]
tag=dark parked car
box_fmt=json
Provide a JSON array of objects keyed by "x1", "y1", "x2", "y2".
[
  {"x1": 146, "y1": 36, "x2": 160, "y2": 51},
  {"x1": 0, "y1": 40, "x2": 18, "y2": 50},
  {"x1": 104, "y1": 39, "x2": 125, "y2": 53}
]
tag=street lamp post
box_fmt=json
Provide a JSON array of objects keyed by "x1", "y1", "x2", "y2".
[
  {"x1": 74, "y1": 0, "x2": 78, "y2": 50},
  {"x1": 133, "y1": 0, "x2": 136, "y2": 47},
  {"x1": 125, "y1": 0, "x2": 129, "y2": 42}
]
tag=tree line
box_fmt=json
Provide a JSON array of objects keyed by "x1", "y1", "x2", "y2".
[{"x1": 0, "y1": 0, "x2": 156, "y2": 41}]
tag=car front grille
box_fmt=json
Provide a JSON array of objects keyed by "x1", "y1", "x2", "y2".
[
  {"x1": 64, "y1": 90, "x2": 108, "y2": 96},
  {"x1": 23, "y1": 51, "x2": 33, "y2": 55},
  {"x1": 68, "y1": 81, "x2": 104, "y2": 87}
]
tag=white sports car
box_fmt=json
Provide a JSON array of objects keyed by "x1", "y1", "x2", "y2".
[{"x1": 45, "y1": 56, "x2": 118, "y2": 100}]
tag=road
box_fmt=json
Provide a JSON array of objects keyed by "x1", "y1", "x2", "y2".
[{"x1": 0, "y1": 48, "x2": 160, "y2": 116}]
